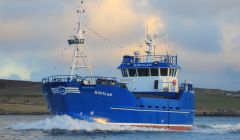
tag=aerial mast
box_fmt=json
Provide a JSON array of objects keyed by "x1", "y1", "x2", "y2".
[
  {"x1": 68, "y1": 0, "x2": 93, "y2": 79},
  {"x1": 145, "y1": 25, "x2": 154, "y2": 62}
]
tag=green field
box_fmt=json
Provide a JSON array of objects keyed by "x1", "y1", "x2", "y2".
[
  {"x1": 0, "y1": 80, "x2": 48, "y2": 114},
  {"x1": 0, "y1": 79, "x2": 239, "y2": 116},
  {"x1": 195, "y1": 88, "x2": 240, "y2": 116}
]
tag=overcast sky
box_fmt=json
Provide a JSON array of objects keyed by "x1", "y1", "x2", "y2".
[{"x1": 0, "y1": 0, "x2": 239, "y2": 91}]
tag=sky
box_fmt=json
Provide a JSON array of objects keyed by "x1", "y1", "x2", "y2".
[{"x1": 0, "y1": 0, "x2": 239, "y2": 91}]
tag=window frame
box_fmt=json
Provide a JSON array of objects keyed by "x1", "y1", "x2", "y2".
[
  {"x1": 150, "y1": 68, "x2": 159, "y2": 76},
  {"x1": 175, "y1": 69, "x2": 178, "y2": 77},
  {"x1": 160, "y1": 68, "x2": 168, "y2": 76},
  {"x1": 121, "y1": 69, "x2": 128, "y2": 77},
  {"x1": 128, "y1": 68, "x2": 137, "y2": 77},
  {"x1": 137, "y1": 68, "x2": 150, "y2": 77},
  {"x1": 169, "y1": 69, "x2": 172, "y2": 76}
]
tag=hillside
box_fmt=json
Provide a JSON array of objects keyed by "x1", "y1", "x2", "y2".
[
  {"x1": 0, "y1": 80, "x2": 47, "y2": 115},
  {"x1": 195, "y1": 88, "x2": 240, "y2": 116},
  {"x1": 0, "y1": 79, "x2": 239, "y2": 116}
]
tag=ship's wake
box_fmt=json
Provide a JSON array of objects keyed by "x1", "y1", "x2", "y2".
[
  {"x1": 8, "y1": 115, "x2": 240, "y2": 134},
  {"x1": 8, "y1": 115, "x2": 164, "y2": 133},
  {"x1": 194, "y1": 123, "x2": 240, "y2": 134}
]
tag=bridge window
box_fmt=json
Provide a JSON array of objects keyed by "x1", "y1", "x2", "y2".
[
  {"x1": 169, "y1": 69, "x2": 173, "y2": 76},
  {"x1": 137, "y1": 69, "x2": 150, "y2": 76},
  {"x1": 160, "y1": 68, "x2": 168, "y2": 76},
  {"x1": 150, "y1": 68, "x2": 159, "y2": 76},
  {"x1": 173, "y1": 69, "x2": 175, "y2": 76},
  {"x1": 170, "y1": 69, "x2": 176, "y2": 77},
  {"x1": 129, "y1": 69, "x2": 137, "y2": 77},
  {"x1": 174, "y1": 69, "x2": 178, "y2": 77},
  {"x1": 121, "y1": 69, "x2": 128, "y2": 77}
]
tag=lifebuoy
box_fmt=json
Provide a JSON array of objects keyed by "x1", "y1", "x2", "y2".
[{"x1": 173, "y1": 80, "x2": 177, "y2": 86}]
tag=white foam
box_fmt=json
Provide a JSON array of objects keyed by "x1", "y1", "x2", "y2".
[
  {"x1": 9, "y1": 115, "x2": 165, "y2": 132},
  {"x1": 210, "y1": 124, "x2": 240, "y2": 131},
  {"x1": 193, "y1": 123, "x2": 240, "y2": 134}
]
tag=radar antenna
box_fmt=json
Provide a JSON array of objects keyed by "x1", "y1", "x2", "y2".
[{"x1": 68, "y1": 0, "x2": 92, "y2": 79}]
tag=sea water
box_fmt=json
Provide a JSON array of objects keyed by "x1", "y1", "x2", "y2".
[{"x1": 0, "y1": 115, "x2": 240, "y2": 140}]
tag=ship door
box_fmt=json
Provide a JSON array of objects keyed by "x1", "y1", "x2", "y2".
[{"x1": 154, "y1": 80, "x2": 158, "y2": 90}]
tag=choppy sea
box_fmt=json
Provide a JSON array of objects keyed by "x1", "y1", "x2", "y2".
[{"x1": 0, "y1": 115, "x2": 240, "y2": 140}]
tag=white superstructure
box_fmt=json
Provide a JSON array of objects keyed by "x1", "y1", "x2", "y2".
[{"x1": 119, "y1": 34, "x2": 179, "y2": 93}]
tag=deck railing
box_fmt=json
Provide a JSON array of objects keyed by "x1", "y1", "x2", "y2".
[
  {"x1": 135, "y1": 55, "x2": 177, "y2": 65},
  {"x1": 42, "y1": 75, "x2": 117, "y2": 84}
]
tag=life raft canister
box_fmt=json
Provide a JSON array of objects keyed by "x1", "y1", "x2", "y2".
[{"x1": 173, "y1": 80, "x2": 177, "y2": 85}]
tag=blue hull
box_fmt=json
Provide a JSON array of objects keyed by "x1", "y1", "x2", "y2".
[{"x1": 41, "y1": 80, "x2": 195, "y2": 130}]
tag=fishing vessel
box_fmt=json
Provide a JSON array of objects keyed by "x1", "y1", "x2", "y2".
[{"x1": 41, "y1": 1, "x2": 195, "y2": 131}]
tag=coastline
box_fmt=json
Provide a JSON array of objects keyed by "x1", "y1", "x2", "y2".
[
  {"x1": 195, "y1": 111, "x2": 240, "y2": 117},
  {"x1": 0, "y1": 79, "x2": 239, "y2": 117}
]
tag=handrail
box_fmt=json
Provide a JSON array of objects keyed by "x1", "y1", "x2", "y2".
[
  {"x1": 136, "y1": 55, "x2": 177, "y2": 64},
  {"x1": 42, "y1": 75, "x2": 117, "y2": 84}
]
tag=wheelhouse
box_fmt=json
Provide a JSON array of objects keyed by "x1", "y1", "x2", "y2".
[
  {"x1": 118, "y1": 55, "x2": 181, "y2": 93},
  {"x1": 121, "y1": 67, "x2": 179, "y2": 77}
]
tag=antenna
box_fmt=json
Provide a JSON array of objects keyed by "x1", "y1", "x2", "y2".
[
  {"x1": 68, "y1": 0, "x2": 93, "y2": 79},
  {"x1": 145, "y1": 27, "x2": 154, "y2": 62},
  {"x1": 154, "y1": 32, "x2": 170, "y2": 54},
  {"x1": 76, "y1": 0, "x2": 84, "y2": 36}
]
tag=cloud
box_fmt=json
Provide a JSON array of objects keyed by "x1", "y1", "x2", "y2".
[
  {"x1": 0, "y1": 20, "x2": 29, "y2": 42},
  {"x1": 86, "y1": 0, "x2": 165, "y2": 40},
  {"x1": 86, "y1": 0, "x2": 139, "y2": 37},
  {"x1": 220, "y1": 22, "x2": 240, "y2": 72},
  {"x1": 145, "y1": 15, "x2": 165, "y2": 35},
  {"x1": 0, "y1": 59, "x2": 32, "y2": 80},
  {"x1": 0, "y1": 0, "x2": 239, "y2": 90}
]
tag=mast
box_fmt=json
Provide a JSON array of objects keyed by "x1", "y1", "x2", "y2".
[
  {"x1": 68, "y1": 0, "x2": 93, "y2": 79},
  {"x1": 145, "y1": 33, "x2": 154, "y2": 62}
]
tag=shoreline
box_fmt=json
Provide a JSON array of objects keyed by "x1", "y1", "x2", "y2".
[
  {"x1": 0, "y1": 79, "x2": 240, "y2": 117},
  {"x1": 0, "y1": 112, "x2": 49, "y2": 115}
]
